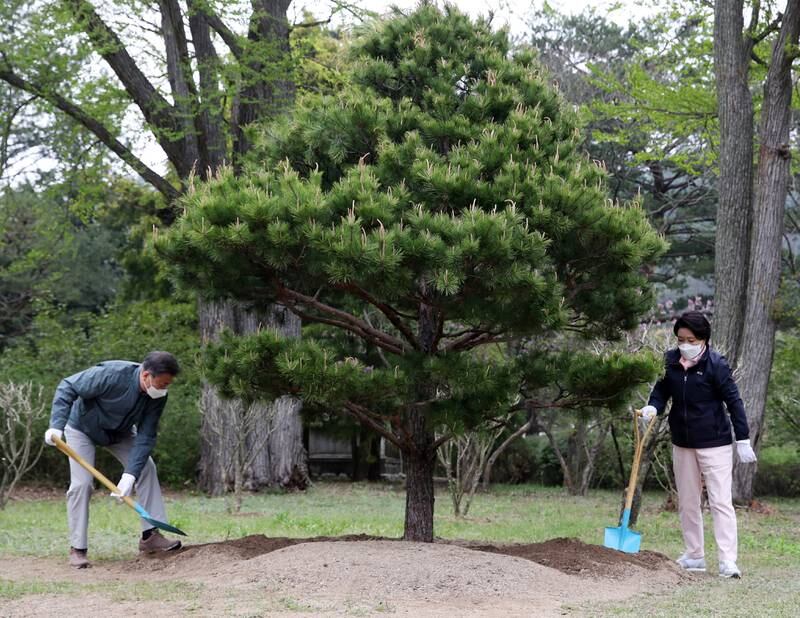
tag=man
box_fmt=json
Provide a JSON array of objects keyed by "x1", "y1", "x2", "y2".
[{"x1": 44, "y1": 351, "x2": 182, "y2": 568}]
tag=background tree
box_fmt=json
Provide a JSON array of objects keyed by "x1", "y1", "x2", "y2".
[
  {"x1": 160, "y1": 5, "x2": 665, "y2": 541},
  {"x1": 0, "y1": 381, "x2": 47, "y2": 509},
  {"x1": 0, "y1": 0, "x2": 358, "y2": 491},
  {"x1": 714, "y1": 0, "x2": 800, "y2": 502},
  {"x1": 528, "y1": 5, "x2": 718, "y2": 295}
]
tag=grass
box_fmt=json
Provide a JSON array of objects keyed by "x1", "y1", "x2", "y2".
[{"x1": 1, "y1": 481, "x2": 799, "y2": 615}]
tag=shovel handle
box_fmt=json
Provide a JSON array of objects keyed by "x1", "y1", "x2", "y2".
[
  {"x1": 52, "y1": 434, "x2": 136, "y2": 510},
  {"x1": 623, "y1": 410, "x2": 658, "y2": 512}
]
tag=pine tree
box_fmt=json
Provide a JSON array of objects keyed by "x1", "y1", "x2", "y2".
[{"x1": 159, "y1": 4, "x2": 666, "y2": 541}]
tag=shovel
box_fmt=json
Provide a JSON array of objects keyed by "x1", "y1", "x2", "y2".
[
  {"x1": 53, "y1": 434, "x2": 187, "y2": 536},
  {"x1": 603, "y1": 410, "x2": 657, "y2": 553}
]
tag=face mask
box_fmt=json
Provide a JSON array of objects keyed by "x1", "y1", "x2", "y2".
[
  {"x1": 145, "y1": 375, "x2": 168, "y2": 399},
  {"x1": 678, "y1": 343, "x2": 704, "y2": 361}
]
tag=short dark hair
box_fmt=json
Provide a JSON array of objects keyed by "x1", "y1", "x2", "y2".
[
  {"x1": 673, "y1": 311, "x2": 711, "y2": 342},
  {"x1": 142, "y1": 351, "x2": 180, "y2": 376}
]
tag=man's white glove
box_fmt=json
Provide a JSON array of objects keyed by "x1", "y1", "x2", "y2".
[
  {"x1": 111, "y1": 473, "x2": 136, "y2": 501},
  {"x1": 736, "y1": 439, "x2": 757, "y2": 463},
  {"x1": 640, "y1": 406, "x2": 658, "y2": 421},
  {"x1": 44, "y1": 428, "x2": 63, "y2": 446}
]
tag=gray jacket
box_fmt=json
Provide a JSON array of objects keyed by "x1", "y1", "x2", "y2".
[{"x1": 49, "y1": 361, "x2": 167, "y2": 478}]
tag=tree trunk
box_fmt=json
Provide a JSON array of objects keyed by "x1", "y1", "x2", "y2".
[
  {"x1": 197, "y1": 299, "x2": 308, "y2": 494},
  {"x1": 481, "y1": 420, "x2": 532, "y2": 490},
  {"x1": 403, "y1": 408, "x2": 436, "y2": 542},
  {"x1": 733, "y1": 0, "x2": 800, "y2": 503},
  {"x1": 232, "y1": 0, "x2": 294, "y2": 162},
  {"x1": 712, "y1": 0, "x2": 754, "y2": 363},
  {"x1": 578, "y1": 422, "x2": 609, "y2": 496}
]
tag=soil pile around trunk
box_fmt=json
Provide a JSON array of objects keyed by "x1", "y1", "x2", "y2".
[{"x1": 2, "y1": 535, "x2": 693, "y2": 617}]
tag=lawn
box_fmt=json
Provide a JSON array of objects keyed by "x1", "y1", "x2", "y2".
[{"x1": 1, "y1": 482, "x2": 798, "y2": 616}]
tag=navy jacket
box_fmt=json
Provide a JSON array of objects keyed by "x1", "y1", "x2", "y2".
[
  {"x1": 648, "y1": 347, "x2": 749, "y2": 449},
  {"x1": 49, "y1": 361, "x2": 167, "y2": 478}
]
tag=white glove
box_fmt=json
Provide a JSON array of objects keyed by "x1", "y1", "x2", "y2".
[
  {"x1": 640, "y1": 406, "x2": 658, "y2": 421},
  {"x1": 44, "y1": 428, "x2": 63, "y2": 446},
  {"x1": 736, "y1": 439, "x2": 757, "y2": 463},
  {"x1": 111, "y1": 473, "x2": 136, "y2": 501}
]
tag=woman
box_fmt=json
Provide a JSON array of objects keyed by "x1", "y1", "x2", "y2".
[{"x1": 641, "y1": 311, "x2": 757, "y2": 579}]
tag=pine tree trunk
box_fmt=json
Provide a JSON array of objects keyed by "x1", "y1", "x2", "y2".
[
  {"x1": 197, "y1": 299, "x2": 308, "y2": 494},
  {"x1": 733, "y1": 1, "x2": 800, "y2": 504},
  {"x1": 713, "y1": 0, "x2": 754, "y2": 363},
  {"x1": 403, "y1": 408, "x2": 436, "y2": 542},
  {"x1": 402, "y1": 294, "x2": 438, "y2": 541}
]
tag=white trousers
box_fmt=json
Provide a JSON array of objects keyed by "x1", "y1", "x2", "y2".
[
  {"x1": 673, "y1": 444, "x2": 738, "y2": 563},
  {"x1": 64, "y1": 425, "x2": 168, "y2": 550}
]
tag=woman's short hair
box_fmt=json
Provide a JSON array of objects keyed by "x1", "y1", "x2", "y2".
[
  {"x1": 673, "y1": 311, "x2": 711, "y2": 341},
  {"x1": 142, "y1": 351, "x2": 180, "y2": 376}
]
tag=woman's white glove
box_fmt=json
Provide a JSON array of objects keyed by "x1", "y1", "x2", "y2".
[
  {"x1": 736, "y1": 439, "x2": 757, "y2": 463},
  {"x1": 640, "y1": 405, "x2": 658, "y2": 421},
  {"x1": 111, "y1": 473, "x2": 136, "y2": 501}
]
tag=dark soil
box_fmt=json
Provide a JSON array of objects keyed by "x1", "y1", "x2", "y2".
[
  {"x1": 137, "y1": 533, "x2": 674, "y2": 578},
  {"x1": 461, "y1": 537, "x2": 668, "y2": 575}
]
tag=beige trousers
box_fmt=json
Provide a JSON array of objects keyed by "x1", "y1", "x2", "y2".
[
  {"x1": 673, "y1": 444, "x2": 737, "y2": 563},
  {"x1": 64, "y1": 425, "x2": 168, "y2": 550}
]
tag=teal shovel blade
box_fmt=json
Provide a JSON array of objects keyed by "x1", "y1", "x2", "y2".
[
  {"x1": 603, "y1": 508, "x2": 641, "y2": 553},
  {"x1": 132, "y1": 501, "x2": 187, "y2": 536}
]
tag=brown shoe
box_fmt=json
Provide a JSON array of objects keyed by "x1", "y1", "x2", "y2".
[
  {"x1": 69, "y1": 547, "x2": 90, "y2": 569},
  {"x1": 138, "y1": 529, "x2": 181, "y2": 553}
]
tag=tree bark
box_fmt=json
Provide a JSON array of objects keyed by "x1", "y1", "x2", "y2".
[
  {"x1": 712, "y1": 0, "x2": 755, "y2": 363},
  {"x1": 403, "y1": 408, "x2": 436, "y2": 542},
  {"x1": 232, "y1": 0, "x2": 294, "y2": 162},
  {"x1": 402, "y1": 294, "x2": 439, "y2": 541},
  {"x1": 733, "y1": 0, "x2": 800, "y2": 503},
  {"x1": 197, "y1": 299, "x2": 307, "y2": 494},
  {"x1": 578, "y1": 421, "x2": 609, "y2": 496}
]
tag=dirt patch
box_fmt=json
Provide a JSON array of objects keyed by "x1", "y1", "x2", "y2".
[
  {"x1": 129, "y1": 533, "x2": 676, "y2": 579},
  {"x1": 463, "y1": 537, "x2": 670, "y2": 576},
  {"x1": 1, "y1": 536, "x2": 694, "y2": 617}
]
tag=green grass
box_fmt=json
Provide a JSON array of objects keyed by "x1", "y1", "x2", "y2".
[
  {"x1": 1, "y1": 482, "x2": 799, "y2": 615},
  {"x1": 0, "y1": 577, "x2": 203, "y2": 603}
]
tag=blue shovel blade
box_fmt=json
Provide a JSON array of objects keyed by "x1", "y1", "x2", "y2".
[
  {"x1": 132, "y1": 502, "x2": 187, "y2": 536},
  {"x1": 604, "y1": 525, "x2": 642, "y2": 553}
]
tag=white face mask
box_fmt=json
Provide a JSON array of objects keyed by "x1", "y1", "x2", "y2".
[
  {"x1": 145, "y1": 375, "x2": 169, "y2": 399},
  {"x1": 678, "y1": 343, "x2": 704, "y2": 361}
]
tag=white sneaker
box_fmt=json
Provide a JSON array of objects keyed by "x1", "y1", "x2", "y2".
[
  {"x1": 719, "y1": 560, "x2": 741, "y2": 578},
  {"x1": 676, "y1": 553, "x2": 707, "y2": 572}
]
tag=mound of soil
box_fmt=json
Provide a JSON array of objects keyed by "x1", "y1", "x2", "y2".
[
  {"x1": 131, "y1": 533, "x2": 672, "y2": 579},
  {"x1": 1, "y1": 535, "x2": 692, "y2": 617},
  {"x1": 463, "y1": 537, "x2": 668, "y2": 576}
]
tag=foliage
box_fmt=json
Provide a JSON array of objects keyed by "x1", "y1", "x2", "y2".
[
  {"x1": 765, "y1": 330, "x2": 800, "y2": 448},
  {"x1": 0, "y1": 299, "x2": 201, "y2": 485},
  {"x1": 754, "y1": 446, "x2": 800, "y2": 497},
  {"x1": 159, "y1": 4, "x2": 665, "y2": 538},
  {"x1": 525, "y1": 3, "x2": 718, "y2": 294},
  {"x1": 0, "y1": 179, "x2": 175, "y2": 351}
]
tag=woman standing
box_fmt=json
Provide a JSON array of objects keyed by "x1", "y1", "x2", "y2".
[{"x1": 641, "y1": 311, "x2": 757, "y2": 578}]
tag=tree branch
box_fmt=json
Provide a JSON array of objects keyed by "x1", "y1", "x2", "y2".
[
  {"x1": 338, "y1": 283, "x2": 419, "y2": 349},
  {"x1": 203, "y1": 10, "x2": 244, "y2": 60},
  {"x1": 275, "y1": 284, "x2": 409, "y2": 355},
  {"x1": 61, "y1": 0, "x2": 189, "y2": 174},
  {"x1": 0, "y1": 59, "x2": 180, "y2": 205},
  {"x1": 344, "y1": 402, "x2": 403, "y2": 449}
]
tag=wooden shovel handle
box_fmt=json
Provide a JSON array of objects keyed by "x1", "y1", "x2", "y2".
[
  {"x1": 52, "y1": 434, "x2": 137, "y2": 510},
  {"x1": 623, "y1": 410, "x2": 658, "y2": 512}
]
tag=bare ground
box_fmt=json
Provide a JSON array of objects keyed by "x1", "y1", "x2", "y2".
[{"x1": 1, "y1": 536, "x2": 693, "y2": 617}]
